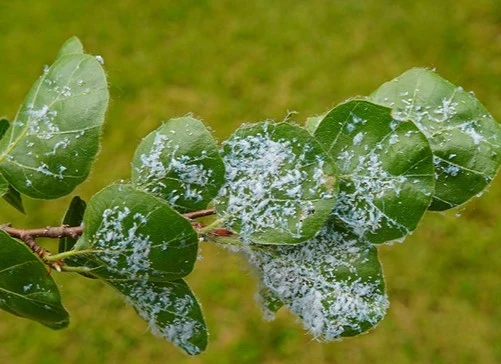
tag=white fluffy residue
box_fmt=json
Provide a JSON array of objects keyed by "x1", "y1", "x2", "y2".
[
  {"x1": 26, "y1": 104, "x2": 60, "y2": 139},
  {"x1": 353, "y1": 132, "x2": 365, "y2": 145},
  {"x1": 433, "y1": 156, "x2": 461, "y2": 177},
  {"x1": 242, "y1": 225, "x2": 389, "y2": 340},
  {"x1": 217, "y1": 123, "x2": 334, "y2": 242},
  {"x1": 392, "y1": 95, "x2": 489, "y2": 150},
  {"x1": 333, "y1": 148, "x2": 408, "y2": 238},
  {"x1": 93, "y1": 206, "x2": 152, "y2": 279},
  {"x1": 117, "y1": 281, "x2": 205, "y2": 355},
  {"x1": 345, "y1": 112, "x2": 367, "y2": 133},
  {"x1": 392, "y1": 97, "x2": 458, "y2": 137},
  {"x1": 460, "y1": 123, "x2": 483, "y2": 145},
  {"x1": 135, "y1": 132, "x2": 213, "y2": 206}
]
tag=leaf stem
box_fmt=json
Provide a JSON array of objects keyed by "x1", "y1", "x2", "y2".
[
  {"x1": 183, "y1": 208, "x2": 216, "y2": 219},
  {"x1": 45, "y1": 249, "x2": 97, "y2": 262},
  {"x1": 60, "y1": 265, "x2": 95, "y2": 274},
  {"x1": 206, "y1": 235, "x2": 244, "y2": 247},
  {"x1": 199, "y1": 219, "x2": 224, "y2": 233}
]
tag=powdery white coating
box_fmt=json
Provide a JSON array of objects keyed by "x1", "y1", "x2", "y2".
[
  {"x1": 374, "y1": 71, "x2": 501, "y2": 209},
  {"x1": 433, "y1": 156, "x2": 461, "y2": 177},
  {"x1": 345, "y1": 112, "x2": 367, "y2": 134},
  {"x1": 92, "y1": 206, "x2": 154, "y2": 280},
  {"x1": 389, "y1": 133, "x2": 399, "y2": 145},
  {"x1": 218, "y1": 123, "x2": 334, "y2": 242},
  {"x1": 44, "y1": 137, "x2": 71, "y2": 156},
  {"x1": 241, "y1": 225, "x2": 388, "y2": 340},
  {"x1": 135, "y1": 132, "x2": 214, "y2": 206},
  {"x1": 433, "y1": 97, "x2": 459, "y2": 121},
  {"x1": 52, "y1": 85, "x2": 72, "y2": 97},
  {"x1": 391, "y1": 97, "x2": 459, "y2": 138},
  {"x1": 4, "y1": 78, "x2": 96, "y2": 186},
  {"x1": 460, "y1": 123, "x2": 483, "y2": 145},
  {"x1": 333, "y1": 147, "x2": 409, "y2": 239},
  {"x1": 387, "y1": 91, "x2": 500, "y2": 187},
  {"x1": 391, "y1": 95, "x2": 493, "y2": 149},
  {"x1": 117, "y1": 280, "x2": 205, "y2": 355},
  {"x1": 26, "y1": 104, "x2": 60, "y2": 140},
  {"x1": 352, "y1": 132, "x2": 365, "y2": 145}
]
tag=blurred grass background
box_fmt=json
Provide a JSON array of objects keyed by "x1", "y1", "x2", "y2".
[{"x1": 0, "y1": 0, "x2": 500, "y2": 362}]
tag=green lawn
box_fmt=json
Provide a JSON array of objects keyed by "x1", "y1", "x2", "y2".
[{"x1": 0, "y1": 0, "x2": 500, "y2": 362}]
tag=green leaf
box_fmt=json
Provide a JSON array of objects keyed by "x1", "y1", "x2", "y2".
[
  {"x1": 243, "y1": 222, "x2": 388, "y2": 340},
  {"x1": 0, "y1": 38, "x2": 109, "y2": 199},
  {"x1": 58, "y1": 196, "x2": 86, "y2": 253},
  {"x1": 1, "y1": 183, "x2": 25, "y2": 214},
  {"x1": 71, "y1": 184, "x2": 198, "y2": 281},
  {"x1": 255, "y1": 285, "x2": 283, "y2": 320},
  {"x1": 0, "y1": 118, "x2": 10, "y2": 140},
  {"x1": 56, "y1": 36, "x2": 84, "y2": 57},
  {"x1": 0, "y1": 231, "x2": 69, "y2": 329},
  {"x1": 216, "y1": 122, "x2": 338, "y2": 245},
  {"x1": 305, "y1": 113, "x2": 326, "y2": 134},
  {"x1": 108, "y1": 279, "x2": 207, "y2": 355},
  {"x1": 314, "y1": 100, "x2": 435, "y2": 244},
  {"x1": 131, "y1": 116, "x2": 225, "y2": 213},
  {"x1": 371, "y1": 68, "x2": 501, "y2": 210},
  {"x1": 0, "y1": 173, "x2": 8, "y2": 197}
]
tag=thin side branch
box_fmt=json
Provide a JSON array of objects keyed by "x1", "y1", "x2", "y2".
[
  {"x1": 0, "y1": 224, "x2": 79, "y2": 272},
  {"x1": 0, "y1": 208, "x2": 216, "y2": 242},
  {"x1": 1, "y1": 225, "x2": 83, "y2": 240},
  {"x1": 183, "y1": 208, "x2": 216, "y2": 219},
  {"x1": 0, "y1": 207, "x2": 220, "y2": 272}
]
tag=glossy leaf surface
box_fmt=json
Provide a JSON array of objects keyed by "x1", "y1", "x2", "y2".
[
  {"x1": 0, "y1": 37, "x2": 109, "y2": 199},
  {"x1": 244, "y1": 222, "x2": 388, "y2": 339},
  {"x1": 216, "y1": 122, "x2": 337, "y2": 245},
  {"x1": 73, "y1": 184, "x2": 198, "y2": 281},
  {"x1": 109, "y1": 279, "x2": 207, "y2": 355},
  {"x1": 0, "y1": 232, "x2": 69, "y2": 329},
  {"x1": 314, "y1": 100, "x2": 435, "y2": 244},
  {"x1": 371, "y1": 68, "x2": 501, "y2": 210},
  {"x1": 132, "y1": 116, "x2": 225, "y2": 213}
]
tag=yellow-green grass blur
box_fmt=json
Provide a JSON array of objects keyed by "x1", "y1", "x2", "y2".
[{"x1": 0, "y1": 0, "x2": 500, "y2": 363}]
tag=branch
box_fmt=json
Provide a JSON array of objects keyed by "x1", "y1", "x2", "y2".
[
  {"x1": 0, "y1": 224, "x2": 81, "y2": 272},
  {"x1": 0, "y1": 208, "x2": 216, "y2": 242},
  {"x1": 183, "y1": 208, "x2": 216, "y2": 219},
  {"x1": 0, "y1": 207, "x2": 220, "y2": 271},
  {"x1": 1, "y1": 225, "x2": 83, "y2": 240}
]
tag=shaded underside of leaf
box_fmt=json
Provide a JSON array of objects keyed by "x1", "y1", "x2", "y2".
[
  {"x1": 108, "y1": 278, "x2": 208, "y2": 355},
  {"x1": 371, "y1": 68, "x2": 501, "y2": 210},
  {"x1": 0, "y1": 173, "x2": 8, "y2": 197},
  {"x1": 245, "y1": 221, "x2": 388, "y2": 340},
  {"x1": 1, "y1": 183, "x2": 25, "y2": 214},
  {"x1": 58, "y1": 196, "x2": 86, "y2": 253},
  {"x1": 0, "y1": 39, "x2": 109, "y2": 199},
  {"x1": 0, "y1": 231, "x2": 69, "y2": 329},
  {"x1": 131, "y1": 116, "x2": 225, "y2": 213},
  {"x1": 314, "y1": 100, "x2": 435, "y2": 244},
  {"x1": 0, "y1": 118, "x2": 9, "y2": 140},
  {"x1": 216, "y1": 121, "x2": 338, "y2": 245},
  {"x1": 71, "y1": 184, "x2": 198, "y2": 281}
]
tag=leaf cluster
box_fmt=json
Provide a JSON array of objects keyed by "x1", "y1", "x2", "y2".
[{"x1": 1, "y1": 38, "x2": 500, "y2": 355}]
